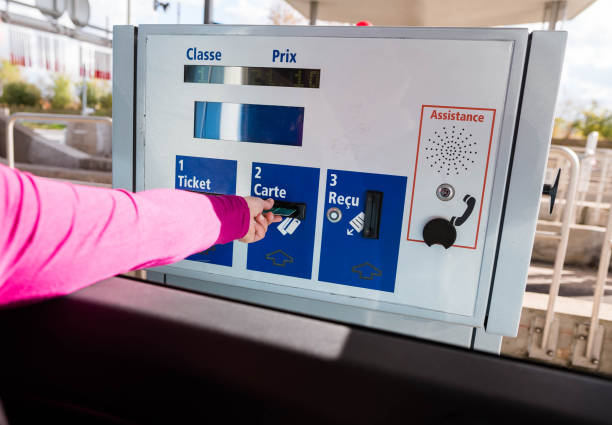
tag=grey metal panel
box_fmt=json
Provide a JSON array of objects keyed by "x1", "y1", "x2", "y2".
[
  {"x1": 112, "y1": 25, "x2": 136, "y2": 191},
  {"x1": 472, "y1": 327, "x2": 503, "y2": 354},
  {"x1": 163, "y1": 271, "x2": 474, "y2": 348},
  {"x1": 486, "y1": 31, "x2": 568, "y2": 336},
  {"x1": 146, "y1": 270, "x2": 165, "y2": 284},
  {"x1": 133, "y1": 26, "x2": 529, "y2": 332},
  {"x1": 137, "y1": 23, "x2": 528, "y2": 40},
  {"x1": 470, "y1": 29, "x2": 528, "y2": 326},
  {"x1": 134, "y1": 25, "x2": 529, "y2": 196}
]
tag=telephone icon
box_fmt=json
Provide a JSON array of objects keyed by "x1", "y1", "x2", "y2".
[{"x1": 451, "y1": 195, "x2": 476, "y2": 227}]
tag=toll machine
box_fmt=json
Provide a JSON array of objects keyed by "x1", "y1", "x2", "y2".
[{"x1": 112, "y1": 25, "x2": 566, "y2": 352}]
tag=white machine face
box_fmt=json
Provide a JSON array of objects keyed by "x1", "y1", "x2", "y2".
[{"x1": 117, "y1": 26, "x2": 564, "y2": 342}]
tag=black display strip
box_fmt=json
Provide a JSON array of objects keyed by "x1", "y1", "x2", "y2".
[{"x1": 184, "y1": 65, "x2": 320, "y2": 88}]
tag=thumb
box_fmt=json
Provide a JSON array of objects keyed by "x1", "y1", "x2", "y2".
[{"x1": 262, "y1": 198, "x2": 275, "y2": 210}]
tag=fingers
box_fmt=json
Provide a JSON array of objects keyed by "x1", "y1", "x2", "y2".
[
  {"x1": 255, "y1": 214, "x2": 269, "y2": 239},
  {"x1": 253, "y1": 220, "x2": 266, "y2": 241},
  {"x1": 263, "y1": 211, "x2": 282, "y2": 224},
  {"x1": 261, "y1": 197, "x2": 275, "y2": 211}
]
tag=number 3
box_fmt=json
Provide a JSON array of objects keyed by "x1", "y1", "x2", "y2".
[{"x1": 330, "y1": 173, "x2": 337, "y2": 186}]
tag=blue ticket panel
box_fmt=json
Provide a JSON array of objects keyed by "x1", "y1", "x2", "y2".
[
  {"x1": 247, "y1": 163, "x2": 319, "y2": 279},
  {"x1": 318, "y1": 170, "x2": 407, "y2": 292},
  {"x1": 175, "y1": 155, "x2": 237, "y2": 266}
]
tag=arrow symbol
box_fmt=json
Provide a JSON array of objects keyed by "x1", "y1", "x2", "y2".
[
  {"x1": 351, "y1": 262, "x2": 382, "y2": 280},
  {"x1": 346, "y1": 229, "x2": 354, "y2": 236},
  {"x1": 265, "y1": 250, "x2": 294, "y2": 267}
]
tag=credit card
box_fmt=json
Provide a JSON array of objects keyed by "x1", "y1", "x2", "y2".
[{"x1": 264, "y1": 207, "x2": 297, "y2": 217}]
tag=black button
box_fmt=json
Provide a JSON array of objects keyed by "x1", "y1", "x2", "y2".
[{"x1": 423, "y1": 218, "x2": 456, "y2": 249}]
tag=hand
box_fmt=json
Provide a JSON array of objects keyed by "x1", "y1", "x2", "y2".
[{"x1": 239, "y1": 197, "x2": 283, "y2": 243}]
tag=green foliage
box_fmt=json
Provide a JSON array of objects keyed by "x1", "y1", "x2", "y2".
[
  {"x1": 0, "y1": 60, "x2": 22, "y2": 84},
  {"x1": 99, "y1": 92, "x2": 112, "y2": 110},
  {"x1": 79, "y1": 80, "x2": 103, "y2": 108},
  {"x1": 21, "y1": 122, "x2": 66, "y2": 130},
  {"x1": 572, "y1": 102, "x2": 612, "y2": 140},
  {"x1": 50, "y1": 75, "x2": 74, "y2": 109},
  {"x1": 0, "y1": 81, "x2": 41, "y2": 106}
]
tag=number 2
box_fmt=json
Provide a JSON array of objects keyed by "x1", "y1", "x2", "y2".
[
  {"x1": 254, "y1": 166, "x2": 262, "y2": 179},
  {"x1": 330, "y1": 173, "x2": 337, "y2": 186}
]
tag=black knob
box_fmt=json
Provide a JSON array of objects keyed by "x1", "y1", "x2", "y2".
[
  {"x1": 423, "y1": 218, "x2": 457, "y2": 249},
  {"x1": 542, "y1": 169, "x2": 561, "y2": 214}
]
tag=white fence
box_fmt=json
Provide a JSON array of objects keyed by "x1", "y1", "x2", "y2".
[{"x1": 532, "y1": 132, "x2": 609, "y2": 367}]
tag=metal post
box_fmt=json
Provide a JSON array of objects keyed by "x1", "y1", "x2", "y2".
[
  {"x1": 577, "y1": 132, "x2": 598, "y2": 222},
  {"x1": 543, "y1": 0, "x2": 567, "y2": 30},
  {"x1": 80, "y1": 48, "x2": 87, "y2": 116},
  {"x1": 586, "y1": 203, "x2": 612, "y2": 359},
  {"x1": 203, "y1": 0, "x2": 212, "y2": 24},
  {"x1": 541, "y1": 146, "x2": 580, "y2": 349},
  {"x1": 309, "y1": 0, "x2": 318, "y2": 25},
  {"x1": 177, "y1": 2, "x2": 181, "y2": 24},
  {"x1": 127, "y1": 0, "x2": 131, "y2": 25}
]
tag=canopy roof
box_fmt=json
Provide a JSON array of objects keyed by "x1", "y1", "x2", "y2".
[{"x1": 286, "y1": 0, "x2": 596, "y2": 26}]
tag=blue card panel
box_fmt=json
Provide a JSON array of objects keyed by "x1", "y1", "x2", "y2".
[
  {"x1": 247, "y1": 162, "x2": 319, "y2": 279},
  {"x1": 175, "y1": 155, "x2": 237, "y2": 267},
  {"x1": 318, "y1": 170, "x2": 407, "y2": 292}
]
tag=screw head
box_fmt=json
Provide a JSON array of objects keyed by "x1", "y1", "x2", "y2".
[
  {"x1": 535, "y1": 327, "x2": 542, "y2": 334},
  {"x1": 436, "y1": 184, "x2": 455, "y2": 201},
  {"x1": 592, "y1": 358, "x2": 599, "y2": 365},
  {"x1": 547, "y1": 350, "x2": 554, "y2": 356},
  {"x1": 579, "y1": 335, "x2": 587, "y2": 341}
]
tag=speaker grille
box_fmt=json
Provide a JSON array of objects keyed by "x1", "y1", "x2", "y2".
[{"x1": 423, "y1": 125, "x2": 478, "y2": 176}]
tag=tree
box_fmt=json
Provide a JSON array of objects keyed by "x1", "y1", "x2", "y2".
[
  {"x1": 99, "y1": 92, "x2": 112, "y2": 111},
  {"x1": 78, "y1": 80, "x2": 103, "y2": 108},
  {"x1": 572, "y1": 102, "x2": 612, "y2": 140},
  {"x1": 268, "y1": 2, "x2": 301, "y2": 25},
  {"x1": 50, "y1": 75, "x2": 74, "y2": 109},
  {"x1": 0, "y1": 81, "x2": 41, "y2": 106},
  {"x1": 0, "y1": 60, "x2": 22, "y2": 85}
]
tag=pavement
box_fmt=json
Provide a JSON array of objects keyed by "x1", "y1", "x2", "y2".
[
  {"x1": 527, "y1": 261, "x2": 612, "y2": 304},
  {"x1": 32, "y1": 128, "x2": 66, "y2": 144}
]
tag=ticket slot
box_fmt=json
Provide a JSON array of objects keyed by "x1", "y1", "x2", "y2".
[{"x1": 267, "y1": 201, "x2": 306, "y2": 220}]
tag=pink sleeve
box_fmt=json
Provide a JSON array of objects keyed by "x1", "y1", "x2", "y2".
[{"x1": 0, "y1": 164, "x2": 250, "y2": 307}]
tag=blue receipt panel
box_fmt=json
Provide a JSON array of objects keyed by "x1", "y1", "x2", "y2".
[
  {"x1": 247, "y1": 163, "x2": 319, "y2": 279},
  {"x1": 318, "y1": 170, "x2": 407, "y2": 292},
  {"x1": 175, "y1": 155, "x2": 237, "y2": 266}
]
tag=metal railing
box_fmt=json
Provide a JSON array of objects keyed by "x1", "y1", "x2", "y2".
[
  {"x1": 535, "y1": 146, "x2": 580, "y2": 352},
  {"x1": 585, "y1": 203, "x2": 611, "y2": 362},
  {"x1": 5, "y1": 112, "x2": 112, "y2": 169}
]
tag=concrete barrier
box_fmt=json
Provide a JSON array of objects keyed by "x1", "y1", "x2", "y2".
[
  {"x1": 502, "y1": 292, "x2": 612, "y2": 376},
  {"x1": 0, "y1": 114, "x2": 111, "y2": 171}
]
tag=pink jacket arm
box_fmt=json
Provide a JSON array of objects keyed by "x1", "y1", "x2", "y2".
[{"x1": 0, "y1": 164, "x2": 249, "y2": 307}]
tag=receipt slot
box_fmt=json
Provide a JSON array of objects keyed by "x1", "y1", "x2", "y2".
[
  {"x1": 319, "y1": 170, "x2": 407, "y2": 292},
  {"x1": 114, "y1": 25, "x2": 567, "y2": 351}
]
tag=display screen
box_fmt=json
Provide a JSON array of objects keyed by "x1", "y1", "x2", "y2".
[
  {"x1": 185, "y1": 65, "x2": 320, "y2": 88},
  {"x1": 194, "y1": 101, "x2": 304, "y2": 146}
]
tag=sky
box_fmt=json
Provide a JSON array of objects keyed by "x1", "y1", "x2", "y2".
[{"x1": 16, "y1": 0, "x2": 612, "y2": 118}]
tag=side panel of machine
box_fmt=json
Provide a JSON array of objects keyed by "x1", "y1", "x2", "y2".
[
  {"x1": 486, "y1": 31, "x2": 568, "y2": 336},
  {"x1": 112, "y1": 26, "x2": 135, "y2": 191}
]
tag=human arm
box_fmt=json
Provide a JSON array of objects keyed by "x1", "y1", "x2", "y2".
[{"x1": 0, "y1": 164, "x2": 278, "y2": 307}]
